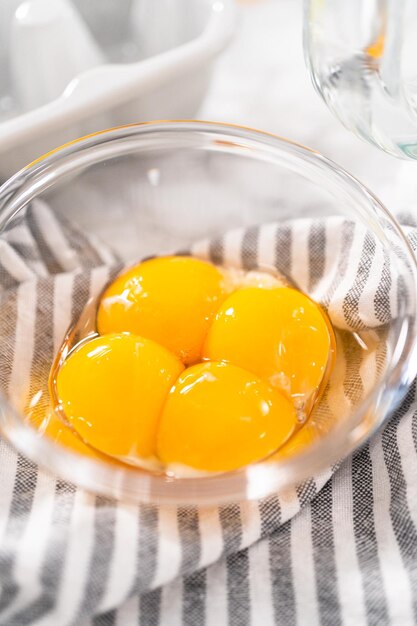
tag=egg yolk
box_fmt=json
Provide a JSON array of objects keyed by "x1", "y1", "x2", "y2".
[
  {"x1": 203, "y1": 287, "x2": 334, "y2": 410},
  {"x1": 97, "y1": 256, "x2": 227, "y2": 365},
  {"x1": 55, "y1": 333, "x2": 184, "y2": 461},
  {"x1": 157, "y1": 361, "x2": 297, "y2": 472}
]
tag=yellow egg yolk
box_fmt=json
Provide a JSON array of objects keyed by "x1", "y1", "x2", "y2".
[
  {"x1": 97, "y1": 256, "x2": 227, "y2": 365},
  {"x1": 203, "y1": 286, "x2": 334, "y2": 411},
  {"x1": 157, "y1": 361, "x2": 297, "y2": 472},
  {"x1": 55, "y1": 333, "x2": 184, "y2": 461}
]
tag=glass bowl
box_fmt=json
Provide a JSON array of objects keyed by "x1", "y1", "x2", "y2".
[{"x1": 0, "y1": 120, "x2": 416, "y2": 506}]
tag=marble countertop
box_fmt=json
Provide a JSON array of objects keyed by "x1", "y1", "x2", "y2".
[{"x1": 200, "y1": 0, "x2": 412, "y2": 215}]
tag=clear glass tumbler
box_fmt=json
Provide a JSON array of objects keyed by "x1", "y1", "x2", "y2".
[{"x1": 304, "y1": 0, "x2": 417, "y2": 159}]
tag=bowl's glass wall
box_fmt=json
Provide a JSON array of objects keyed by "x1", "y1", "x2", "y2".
[
  {"x1": 0, "y1": 122, "x2": 415, "y2": 504},
  {"x1": 30, "y1": 138, "x2": 340, "y2": 259}
]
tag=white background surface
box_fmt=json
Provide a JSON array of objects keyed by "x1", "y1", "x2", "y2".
[{"x1": 201, "y1": 0, "x2": 410, "y2": 214}]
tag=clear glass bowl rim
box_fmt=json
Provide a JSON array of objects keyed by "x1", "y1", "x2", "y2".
[{"x1": 0, "y1": 119, "x2": 417, "y2": 506}]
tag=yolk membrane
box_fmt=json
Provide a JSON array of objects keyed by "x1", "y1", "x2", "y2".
[
  {"x1": 97, "y1": 256, "x2": 227, "y2": 365},
  {"x1": 157, "y1": 361, "x2": 297, "y2": 472},
  {"x1": 55, "y1": 333, "x2": 184, "y2": 461}
]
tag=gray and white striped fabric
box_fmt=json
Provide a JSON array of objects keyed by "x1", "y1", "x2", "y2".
[{"x1": 0, "y1": 201, "x2": 417, "y2": 625}]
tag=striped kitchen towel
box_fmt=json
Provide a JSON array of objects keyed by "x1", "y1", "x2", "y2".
[{"x1": 0, "y1": 200, "x2": 416, "y2": 625}]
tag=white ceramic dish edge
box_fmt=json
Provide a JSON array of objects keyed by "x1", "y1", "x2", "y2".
[{"x1": 0, "y1": 0, "x2": 237, "y2": 180}]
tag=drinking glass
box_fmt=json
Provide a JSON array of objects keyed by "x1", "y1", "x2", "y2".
[{"x1": 304, "y1": 0, "x2": 417, "y2": 159}]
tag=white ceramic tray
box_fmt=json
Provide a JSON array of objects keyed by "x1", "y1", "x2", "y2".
[{"x1": 0, "y1": 0, "x2": 236, "y2": 180}]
